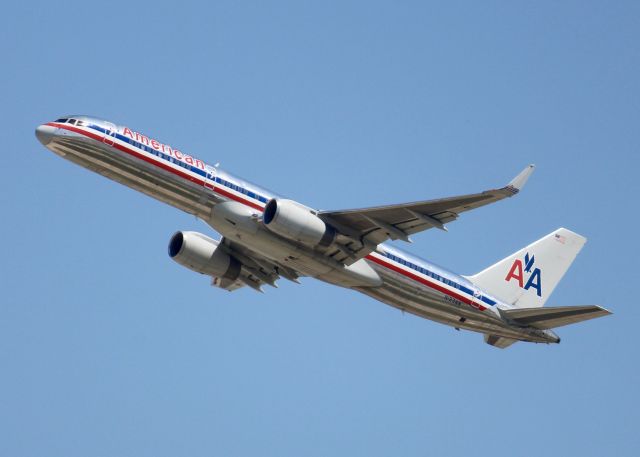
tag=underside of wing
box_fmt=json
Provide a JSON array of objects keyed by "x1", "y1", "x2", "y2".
[
  {"x1": 318, "y1": 165, "x2": 535, "y2": 264},
  {"x1": 215, "y1": 238, "x2": 303, "y2": 292}
]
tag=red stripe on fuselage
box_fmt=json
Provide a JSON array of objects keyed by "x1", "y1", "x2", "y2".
[
  {"x1": 365, "y1": 253, "x2": 487, "y2": 311},
  {"x1": 47, "y1": 122, "x2": 265, "y2": 212}
]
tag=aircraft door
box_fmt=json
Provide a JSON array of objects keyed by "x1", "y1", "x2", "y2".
[
  {"x1": 472, "y1": 288, "x2": 484, "y2": 310},
  {"x1": 204, "y1": 165, "x2": 216, "y2": 190},
  {"x1": 103, "y1": 121, "x2": 117, "y2": 146}
]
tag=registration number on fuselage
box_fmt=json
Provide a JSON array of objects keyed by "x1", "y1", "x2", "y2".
[{"x1": 443, "y1": 295, "x2": 463, "y2": 307}]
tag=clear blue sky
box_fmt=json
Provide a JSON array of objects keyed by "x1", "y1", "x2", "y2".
[{"x1": 1, "y1": 1, "x2": 638, "y2": 456}]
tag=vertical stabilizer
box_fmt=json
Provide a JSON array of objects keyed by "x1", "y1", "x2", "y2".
[{"x1": 465, "y1": 228, "x2": 586, "y2": 308}]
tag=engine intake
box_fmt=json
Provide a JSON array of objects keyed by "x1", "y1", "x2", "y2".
[
  {"x1": 263, "y1": 198, "x2": 335, "y2": 248},
  {"x1": 168, "y1": 231, "x2": 240, "y2": 280}
]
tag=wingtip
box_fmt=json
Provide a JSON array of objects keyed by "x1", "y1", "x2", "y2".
[
  {"x1": 596, "y1": 305, "x2": 613, "y2": 315},
  {"x1": 505, "y1": 164, "x2": 535, "y2": 194}
]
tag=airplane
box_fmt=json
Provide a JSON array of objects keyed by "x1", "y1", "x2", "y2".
[{"x1": 35, "y1": 115, "x2": 611, "y2": 348}]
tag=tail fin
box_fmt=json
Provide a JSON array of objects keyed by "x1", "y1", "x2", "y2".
[{"x1": 465, "y1": 228, "x2": 586, "y2": 308}]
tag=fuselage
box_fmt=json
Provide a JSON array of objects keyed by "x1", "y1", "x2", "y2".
[{"x1": 35, "y1": 115, "x2": 559, "y2": 344}]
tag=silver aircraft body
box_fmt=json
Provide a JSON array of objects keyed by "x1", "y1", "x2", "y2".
[{"x1": 35, "y1": 116, "x2": 611, "y2": 348}]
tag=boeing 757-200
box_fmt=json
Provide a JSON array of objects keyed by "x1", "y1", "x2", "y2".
[{"x1": 35, "y1": 116, "x2": 611, "y2": 348}]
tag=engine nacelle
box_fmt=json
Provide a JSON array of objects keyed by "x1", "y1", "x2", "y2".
[
  {"x1": 168, "y1": 231, "x2": 240, "y2": 280},
  {"x1": 263, "y1": 198, "x2": 335, "y2": 248}
]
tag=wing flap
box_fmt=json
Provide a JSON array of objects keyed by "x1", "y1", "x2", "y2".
[
  {"x1": 501, "y1": 305, "x2": 612, "y2": 329},
  {"x1": 213, "y1": 237, "x2": 303, "y2": 292},
  {"x1": 484, "y1": 334, "x2": 519, "y2": 349}
]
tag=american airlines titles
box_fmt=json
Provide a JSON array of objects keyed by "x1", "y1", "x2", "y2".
[{"x1": 122, "y1": 127, "x2": 206, "y2": 171}]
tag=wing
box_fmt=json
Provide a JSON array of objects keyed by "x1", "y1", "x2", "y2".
[
  {"x1": 213, "y1": 237, "x2": 303, "y2": 292},
  {"x1": 318, "y1": 165, "x2": 535, "y2": 264}
]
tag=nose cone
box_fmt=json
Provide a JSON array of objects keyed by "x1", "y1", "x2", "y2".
[{"x1": 35, "y1": 124, "x2": 55, "y2": 146}]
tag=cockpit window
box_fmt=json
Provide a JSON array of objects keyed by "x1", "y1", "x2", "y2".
[
  {"x1": 69, "y1": 119, "x2": 77, "y2": 125},
  {"x1": 55, "y1": 118, "x2": 69, "y2": 123},
  {"x1": 76, "y1": 120, "x2": 85, "y2": 126}
]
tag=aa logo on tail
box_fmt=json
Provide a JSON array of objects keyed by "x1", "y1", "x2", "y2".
[{"x1": 505, "y1": 252, "x2": 542, "y2": 297}]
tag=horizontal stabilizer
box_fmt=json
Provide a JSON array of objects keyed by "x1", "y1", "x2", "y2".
[{"x1": 501, "y1": 305, "x2": 611, "y2": 329}]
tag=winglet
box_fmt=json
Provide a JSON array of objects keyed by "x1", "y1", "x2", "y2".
[{"x1": 503, "y1": 164, "x2": 535, "y2": 195}]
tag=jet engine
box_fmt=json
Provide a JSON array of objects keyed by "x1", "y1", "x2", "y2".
[
  {"x1": 168, "y1": 231, "x2": 241, "y2": 280},
  {"x1": 263, "y1": 198, "x2": 336, "y2": 248}
]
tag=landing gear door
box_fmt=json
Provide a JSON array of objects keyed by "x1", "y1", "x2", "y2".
[
  {"x1": 204, "y1": 165, "x2": 216, "y2": 191},
  {"x1": 103, "y1": 122, "x2": 116, "y2": 146}
]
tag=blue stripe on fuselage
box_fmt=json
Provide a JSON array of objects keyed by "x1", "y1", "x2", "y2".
[{"x1": 380, "y1": 247, "x2": 497, "y2": 307}]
